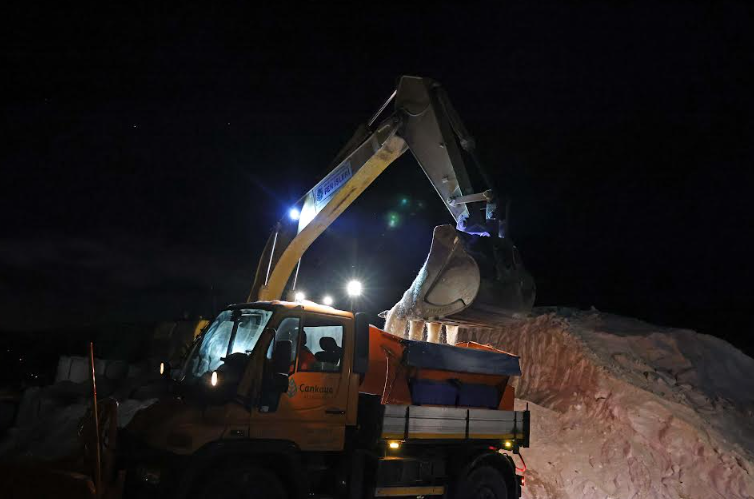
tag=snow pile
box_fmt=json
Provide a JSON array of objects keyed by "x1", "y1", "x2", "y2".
[
  {"x1": 460, "y1": 308, "x2": 754, "y2": 499},
  {"x1": 0, "y1": 356, "x2": 165, "y2": 462},
  {"x1": 0, "y1": 393, "x2": 157, "y2": 461}
]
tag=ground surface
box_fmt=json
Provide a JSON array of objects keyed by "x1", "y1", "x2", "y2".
[{"x1": 459, "y1": 309, "x2": 754, "y2": 499}]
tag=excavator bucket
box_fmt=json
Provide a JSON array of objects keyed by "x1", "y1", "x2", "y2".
[{"x1": 401, "y1": 224, "x2": 535, "y2": 327}]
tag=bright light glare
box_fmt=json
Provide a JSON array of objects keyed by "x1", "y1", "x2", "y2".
[
  {"x1": 289, "y1": 207, "x2": 300, "y2": 220},
  {"x1": 346, "y1": 280, "x2": 362, "y2": 297},
  {"x1": 159, "y1": 362, "x2": 165, "y2": 375},
  {"x1": 504, "y1": 440, "x2": 513, "y2": 449},
  {"x1": 322, "y1": 295, "x2": 334, "y2": 306},
  {"x1": 294, "y1": 291, "x2": 305, "y2": 302},
  {"x1": 296, "y1": 203, "x2": 316, "y2": 233},
  {"x1": 211, "y1": 371, "x2": 218, "y2": 387},
  {"x1": 388, "y1": 441, "x2": 401, "y2": 450}
]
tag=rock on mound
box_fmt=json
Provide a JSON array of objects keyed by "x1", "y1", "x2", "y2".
[{"x1": 459, "y1": 308, "x2": 754, "y2": 499}]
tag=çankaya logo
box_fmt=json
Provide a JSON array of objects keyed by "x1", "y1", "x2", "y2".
[
  {"x1": 299, "y1": 384, "x2": 334, "y2": 394},
  {"x1": 287, "y1": 377, "x2": 334, "y2": 398}
]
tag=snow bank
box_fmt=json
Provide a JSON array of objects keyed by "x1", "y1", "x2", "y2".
[
  {"x1": 459, "y1": 308, "x2": 754, "y2": 499},
  {"x1": 0, "y1": 395, "x2": 157, "y2": 461}
]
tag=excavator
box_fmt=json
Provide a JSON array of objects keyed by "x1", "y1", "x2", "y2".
[
  {"x1": 3, "y1": 76, "x2": 537, "y2": 499},
  {"x1": 249, "y1": 75, "x2": 535, "y2": 327}
]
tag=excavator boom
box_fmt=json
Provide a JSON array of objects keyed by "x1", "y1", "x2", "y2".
[{"x1": 249, "y1": 76, "x2": 535, "y2": 326}]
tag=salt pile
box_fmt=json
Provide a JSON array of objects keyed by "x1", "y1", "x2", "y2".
[{"x1": 459, "y1": 308, "x2": 754, "y2": 499}]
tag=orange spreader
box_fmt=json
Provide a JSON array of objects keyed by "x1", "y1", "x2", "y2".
[{"x1": 359, "y1": 326, "x2": 518, "y2": 410}]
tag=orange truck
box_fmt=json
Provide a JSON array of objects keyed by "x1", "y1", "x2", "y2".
[
  {"x1": 121, "y1": 300, "x2": 529, "y2": 498},
  {"x1": 3, "y1": 76, "x2": 535, "y2": 499},
  {"x1": 2, "y1": 74, "x2": 535, "y2": 499},
  {"x1": 119, "y1": 76, "x2": 536, "y2": 499}
]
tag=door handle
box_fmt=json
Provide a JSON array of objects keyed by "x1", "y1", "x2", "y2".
[{"x1": 325, "y1": 408, "x2": 346, "y2": 415}]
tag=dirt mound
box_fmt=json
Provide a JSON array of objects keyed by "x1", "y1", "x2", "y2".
[{"x1": 460, "y1": 308, "x2": 754, "y2": 499}]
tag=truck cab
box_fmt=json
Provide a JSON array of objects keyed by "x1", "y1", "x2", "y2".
[{"x1": 122, "y1": 301, "x2": 528, "y2": 499}]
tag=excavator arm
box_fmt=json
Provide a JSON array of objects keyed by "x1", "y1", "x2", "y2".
[{"x1": 249, "y1": 76, "x2": 535, "y2": 326}]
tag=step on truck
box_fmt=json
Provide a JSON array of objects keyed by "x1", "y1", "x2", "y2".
[{"x1": 122, "y1": 300, "x2": 529, "y2": 498}]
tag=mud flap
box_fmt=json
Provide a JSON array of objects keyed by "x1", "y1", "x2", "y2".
[{"x1": 405, "y1": 225, "x2": 535, "y2": 327}]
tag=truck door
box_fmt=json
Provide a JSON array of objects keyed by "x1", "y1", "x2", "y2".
[{"x1": 251, "y1": 312, "x2": 353, "y2": 451}]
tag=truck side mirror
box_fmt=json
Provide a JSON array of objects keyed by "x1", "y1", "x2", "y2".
[
  {"x1": 259, "y1": 339, "x2": 292, "y2": 413},
  {"x1": 353, "y1": 313, "x2": 370, "y2": 377},
  {"x1": 272, "y1": 340, "x2": 292, "y2": 374},
  {"x1": 271, "y1": 340, "x2": 292, "y2": 392}
]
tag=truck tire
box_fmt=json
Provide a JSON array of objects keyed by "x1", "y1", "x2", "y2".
[
  {"x1": 454, "y1": 465, "x2": 508, "y2": 499},
  {"x1": 196, "y1": 463, "x2": 286, "y2": 499}
]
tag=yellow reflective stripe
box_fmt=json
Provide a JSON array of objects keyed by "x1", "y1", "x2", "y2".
[
  {"x1": 381, "y1": 433, "x2": 405, "y2": 439},
  {"x1": 374, "y1": 486, "x2": 445, "y2": 497},
  {"x1": 467, "y1": 433, "x2": 515, "y2": 439},
  {"x1": 382, "y1": 433, "x2": 525, "y2": 440},
  {"x1": 407, "y1": 432, "x2": 464, "y2": 439}
]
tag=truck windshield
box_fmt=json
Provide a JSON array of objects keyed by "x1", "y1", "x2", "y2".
[{"x1": 182, "y1": 308, "x2": 273, "y2": 382}]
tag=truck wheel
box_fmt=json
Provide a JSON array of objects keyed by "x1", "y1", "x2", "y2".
[
  {"x1": 196, "y1": 464, "x2": 286, "y2": 499},
  {"x1": 454, "y1": 465, "x2": 508, "y2": 499}
]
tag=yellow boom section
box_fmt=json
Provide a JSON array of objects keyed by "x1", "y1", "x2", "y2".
[{"x1": 253, "y1": 127, "x2": 407, "y2": 301}]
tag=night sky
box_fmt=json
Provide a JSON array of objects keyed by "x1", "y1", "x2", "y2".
[{"x1": 2, "y1": 3, "x2": 753, "y2": 356}]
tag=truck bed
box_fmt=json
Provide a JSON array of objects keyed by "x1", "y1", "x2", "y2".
[{"x1": 380, "y1": 404, "x2": 529, "y2": 444}]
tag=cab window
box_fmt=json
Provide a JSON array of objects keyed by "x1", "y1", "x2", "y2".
[{"x1": 299, "y1": 316, "x2": 344, "y2": 373}]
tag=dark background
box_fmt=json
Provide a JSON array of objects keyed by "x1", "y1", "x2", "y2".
[{"x1": 2, "y1": 3, "x2": 753, "y2": 357}]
